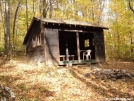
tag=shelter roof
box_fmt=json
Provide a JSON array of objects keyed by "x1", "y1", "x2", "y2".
[
  {"x1": 23, "y1": 17, "x2": 108, "y2": 45},
  {"x1": 35, "y1": 17, "x2": 108, "y2": 29}
]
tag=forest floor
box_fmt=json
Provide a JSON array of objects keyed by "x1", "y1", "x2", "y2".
[{"x1": 0, "y1": 57, "x2": 134, "y2": 101}]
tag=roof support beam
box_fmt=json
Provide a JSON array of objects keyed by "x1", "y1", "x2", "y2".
[{"x1": 76, "y1": 32, "x2": 80, "y2": 63}]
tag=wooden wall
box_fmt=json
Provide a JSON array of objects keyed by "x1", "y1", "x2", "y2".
[
  {"x1": 27, "y1": 46, "x2": 45, "y2": 63},
  {"x1": 94, "y1": 29, "x2": 105, "y2": 62},
  {"x1": 45, "y1": 28, "x2": 60, "y2": 65},
  {"x1": 26, "y1": 20, "x2": 45, "y2": 63},
  {"x1": 25, "y1": 20, "x2": 106, "y2": 65}
]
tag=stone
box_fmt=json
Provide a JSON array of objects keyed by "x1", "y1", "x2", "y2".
[{"x1": 86, "y1": 67, "x2": 134, "y2": 81}]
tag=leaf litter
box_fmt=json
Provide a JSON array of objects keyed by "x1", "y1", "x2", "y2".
[{"x1": 0, "y1": 57, "x2": 134, "y2": 101}]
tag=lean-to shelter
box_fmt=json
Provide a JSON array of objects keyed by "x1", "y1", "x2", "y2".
[{"x1": 23, "y1": 17, "x2": 108, "y2": 66}]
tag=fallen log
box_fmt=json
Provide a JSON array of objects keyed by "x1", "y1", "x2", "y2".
[{"x1": 0, "y1": 83, "x2": 15, "y2": 101}]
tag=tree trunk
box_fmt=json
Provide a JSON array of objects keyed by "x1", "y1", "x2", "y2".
[
  {"x1": 128, "y1": 0, "x2": 134, "y2": 57},
  {"x1": 128, "y1": 0, "x2": 134, "y2": 14},
  {"x1": 26, "y1": 0, "x2": 28, "y2": 30},
  {"x1": 12, "y1": 2, "x2": 20, "y2": 54},
  {"x1": 97, "y1": 0, "x2": 105, "y2": 24},
  {"x1": 91, "y1": 0, "x2": 95, "y2": 21},
  {"x1": 0, "y1": 2, "x2": 4, "y2": 26},
  {"x1": 49, "y1": 0, "x2": 53, "y2": 18},
  {"x1": 0, "y1": 2, "x2": 5, "y2": 52},
  {"x1": 4, "y1": 0, "x2": 11, "y2": 61},
  {"x1": 130, "y1": 31, "x2": 133, "y2": 57},
  {"x1": 33, "y1": 0, "x2": 35, "y2": 16},
  {"x1": 42, "y1": 0, "x2": 49, "y2": 18}
]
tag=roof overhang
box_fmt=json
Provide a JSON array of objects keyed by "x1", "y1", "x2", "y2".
[
  {"x1": 34, "y1": 17, "x2": 108, "y2": 29},
  {"x1": 23, "y1": 17, "x2": 108, "y2": 45}
]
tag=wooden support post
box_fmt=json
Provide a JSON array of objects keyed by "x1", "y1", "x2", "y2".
[
  {"x1": 66, "y1": 44, "x2": 69, "y2": 61},
  {"x1": 76, "y1": 32, "x2": 80, "y2": 63},
  {"x1": 66, "y1": 44, "x2": 70, "y2": 67}
]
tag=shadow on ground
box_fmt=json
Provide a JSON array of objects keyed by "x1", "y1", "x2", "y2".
[{"x1": 68, "y1": 66, "x2": 134, "y2": 99}]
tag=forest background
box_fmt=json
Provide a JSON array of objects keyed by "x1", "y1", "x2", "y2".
[{"x1": 0, "y1": 0, "x2": 134, "y2": 61}]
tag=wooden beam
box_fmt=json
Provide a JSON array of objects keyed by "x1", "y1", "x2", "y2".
[
  {"x1": 76, "y1": 32, "x2": 80, "y2": 63},
  {"x1": 44, "y1": 28, "x2": 48, "y2": 65},
  {"x1": 66, "y1": 45, "x2": 69, "y2": 61},
  {"x1": 59, "y1": 29, "x2": 85, "y2": 32}
]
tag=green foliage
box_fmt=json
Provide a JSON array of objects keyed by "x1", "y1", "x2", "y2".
[{"x1": 105, "y1": 0, "x2": 134, "y2": 60}]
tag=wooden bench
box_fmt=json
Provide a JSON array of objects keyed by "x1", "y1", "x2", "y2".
[
  {"x1": 69, "y1": 55, "x2": 75, "y2": 60},
  {"x1": 60, "y1": 55, "x2": 66, "y2": 61},
  {"x1": 60, "y1": 55, "x2": 75, "y2": 61}
]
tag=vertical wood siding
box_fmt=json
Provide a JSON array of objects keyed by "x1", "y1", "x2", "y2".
[
  {"x1": 94, "y1": 29, "x2": 105, "y2": 62},
  {"x1": 26, "y1": 21, "x2": 45, "y2": 63},
  {"x1": 45, "y1": 28, "x2": 60, "y2": 65}
]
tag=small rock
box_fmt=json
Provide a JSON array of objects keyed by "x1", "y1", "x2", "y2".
[{"x1": 85, "y1": 73, "x2": 95, "y2": 79}]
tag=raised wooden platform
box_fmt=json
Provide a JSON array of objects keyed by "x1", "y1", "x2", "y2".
[{"x1": 59, "y1": 59, "x2": 97, "y2": 65}]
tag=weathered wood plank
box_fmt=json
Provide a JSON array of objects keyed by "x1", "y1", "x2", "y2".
[
  {"x1": 45, "y1": 28, "x2": 60, "y2": 65},
  {"x1": 94, "y1": 30, "x2": 105, "y2": 62},
  {"x1": 76, "y1": 32, "x2": 80, "y2": 63}
]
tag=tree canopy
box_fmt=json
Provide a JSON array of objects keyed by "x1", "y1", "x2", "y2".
[{"x1": 0, "y1": 0, "x2": 134, "y2": 60}]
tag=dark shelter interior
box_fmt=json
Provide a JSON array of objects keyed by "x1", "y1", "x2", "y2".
[{"x1": 59, "y1": 31, "x2": 95, "y2": 61}]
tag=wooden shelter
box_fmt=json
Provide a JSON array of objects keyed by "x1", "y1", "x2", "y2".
[{"x1": 23, "y1": 17, "x2": 108, "y2": 66}]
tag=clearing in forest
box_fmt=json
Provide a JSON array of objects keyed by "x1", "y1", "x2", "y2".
[{"x1": 0, "y1": 57, "x2": 134, "y2": 101}]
